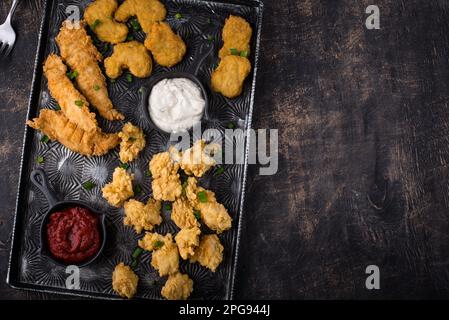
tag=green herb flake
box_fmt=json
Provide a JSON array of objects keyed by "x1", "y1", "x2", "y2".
[
  {"x1": 126, "y1": 73, "x2": 133, "y2": 83},
  {"x1": 82, "y1": 181, "x2": 96, "y2": 191},
  {"x1": 40, "y1": 135, "x2": 50, "y2": 143},
  {"x1": 110, "y1": 78, "x2": 116, "y2": 83},
  {"x1": 36, "y1": 156, "x2": 45, "y2": 164},
  {"x1": 130, "y1": 259, "x2": 138, "y2": 269},
  {"x1": 193, "y1": 210, "x2": 201, "y2": 221},
  {"x1": 75, "y1": 100, "x2": 84, "y2": 107},
  {"x1": 127, "y1": 34, "x2": 134, "y2": 41},
  {"x1": 132, "y1": 247, "x2": 144, "y2": 259},
  {"x1": 130, "y1": 19, "x2": 141, "y2": 31},
  {"x1": 93, "y1": 84, "x2": 100, "y2": 91},
  {"x1": 207, "y1": 34, "x2": 213, "y2": 41},
  {"x1": 102, "y1": 43, "x2": 109, "y2": 55},
  {"x1": 240, "y1": 50, "x2": 248, "y2": 58},
  {"x1": 145, "y1": 169, "x2": 152, "y2": 177},
  {"x1": 153, "y1": 240, "x2": 164, "y2": 249},
  {"x1": 197, "y1": 191, "x2": 208, "y2": 203},
  {"x1": 207, "y1": 18, "x2": 211, "y2": 24},
  {"x1": 175, "y1": 13, "x2": 182, "y2": 19},
  {"x1": 119, "y1": 162, "x2": 130, "y2": 170},
  {"x1": 214, "y1": 166, "x2": 225, "y2": 176},
  {"x1": 165, "y1": 203, "x2": 172, "y2": 211},
  {"x1": 230, "y1": 48, "x2": 239, "y2": 55},
  {"x1": 54, "y1": 104, "x2": 61, "y2": 111},
  {"x1": 227, "y1": 122, "x2": 236, "y2": 129},
  {"x1": 133, "y1": 184, "x2": 142, "y2": 195},
  {"x1": 91, "y1": 19, "x2": 102, "y2": 30},
  {"x1": 138, "y1": 87, "x2": 144, "y2": 94}
]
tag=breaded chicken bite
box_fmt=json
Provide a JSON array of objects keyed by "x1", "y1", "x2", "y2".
[
  {"x1": 218, "y1": 15, "x2": 252, "y2": 59},
  {"x1": 211, "y1": 55, "x2": 251, "y2": 98},
  {"x1": 139, "y1": 233, "x2": 179, "y2": 276},
  {"x1": 105, "y1": 41, "x2": 152, "y2": 79},
  {"x1": 124, "y1": 198, "x2": 162, "y2": 233},
  {"x1": 102, "y1": 167, "x2": 134, "y2": 207},
  {"x1": 161, "y1": 273, "x2": 193, "y2": 300},
  {"x1": 150, "y1": 151, "x2": 182, "y2": 201},
  {"x1": 118, "y1": 122, "x2": 146, "y2": 163},
  {"x1": 112, "y1": 262, "x2": 139, "y2": 298},
  {"x1": 190, "y1": 234, "x2": 224, "y2": 272},
  {"x1": 175, "y1": 227, "x2": 201, "y2": 260},
  {"x1": 84, "y1": 0, "x2": 128, "y2": 44},
  {"x1": 115, "y1": 0, "x2": 166, "y2": 33},
  {"x1": 171, "y1": 198, "x2": 200, "y2": 229},
  {"x1": 179, "y1": 140, "x2": 220, "y2": 177},
  {"x1": 144, "y1": 22, "x2": 186, "y2": 67},
  {"x1": 149, "y1": 151, "x2": 179, "y2": 178}
]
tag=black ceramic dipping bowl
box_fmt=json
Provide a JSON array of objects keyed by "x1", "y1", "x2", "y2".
[
  {"x1": 140, "y1": 41, "x2": 214, "y2": 134},
  {"x1": 30, "y1": 169, "x2": 107, "y2": 268}
]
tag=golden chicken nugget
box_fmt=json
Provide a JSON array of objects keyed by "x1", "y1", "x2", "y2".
[
  {"x1": 211, "y1": 55, "x2": 251, "y2": 98},
  {"x1": 144, "y1": 22, "x2": 186, "y2": 67},
  {"x1": 219, "y1": 15, "x2": 252, "y2": 59},
  {"x1": 84, "y1": 0, "x2": 128, "y2": 44},
  {"x1": 115, "y1": 0, "x2": 166, "y2": 33},
  {"x1": 104, "y1": 41, "x2": 152, "y2": 79}
]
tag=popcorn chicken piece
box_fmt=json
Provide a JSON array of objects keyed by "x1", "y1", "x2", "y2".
[
  {"x1": 175, "y1": 227, "x2": 201, "y2": 260},
  {"x1": 144, "y1": 22, "x2": 186, "y2": 67},
  {"x1": 171, "y1": 198, "x2": 200, "y2": 229},
  {"x1": 124, "y1": 198, "x2": 162, "y2": 233},
  {"x1": 84, "y1": 0, "x2": 128, "y2": 44},
  {"x1": 149, "y1": 151, "x2": 179, "y2": 178},
  {"x1": 150, "y1": 234, "x2": 179, "y2": 276},
  {"x1": 112, "y1": 262, "x2": 139, "y2": 298},
  {"x1": 118, "y1": 122, "x2": 146, "y2": 163},
  {"x1": 218, "y1": 15, "x2": 252, "y2": 59},
  {"x1": 211, "y1": 55, "x2": 251, "y2": 98},
  {"x1": 104, "y1": 41, "x2": 152, "y2": 79},
  {"x1": 152, "y1": 174, "x2": 182, "y2": 201},
  {"x1": 115, "y1": 0, "x2": 166, "y2": 33},
  {"x1": 138, "y1": 232, "x2": 171, "y2": 251},
  {"x1": 179, "y1": 140, "x2": 220, "y2": 177},
  {"x1": 102, "y1": 167, "x2": 134, "y2": 207},
  {"x1": 161, "y1": 272, "x2": 193, "y2": 300},
  {"x1": 190, "y1": 234, "x2": 224, "y2": 272}
]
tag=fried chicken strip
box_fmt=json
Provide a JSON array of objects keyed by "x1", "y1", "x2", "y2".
[
  {"x1": 43, "y1": 54, "x2": 98, "y2": 132},
  {"x1": 56, "y1": 21, "x2": 124, "y2": 121},
  {"x1": 27, "y1": 109, "x2": 119, "y2": 156}
]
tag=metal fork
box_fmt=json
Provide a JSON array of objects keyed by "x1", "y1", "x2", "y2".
[{"x1": 0, "y1": 0, "x2": 19, "y2": 57}]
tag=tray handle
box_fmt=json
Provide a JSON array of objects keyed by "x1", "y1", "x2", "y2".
[{"x1": 30, "y1": 169, "x2": 59, "y2": 207}]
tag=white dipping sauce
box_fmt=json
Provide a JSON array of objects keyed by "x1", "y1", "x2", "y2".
[{"x1": 149, "y1": 78, "x2": 206, "y2": 133}]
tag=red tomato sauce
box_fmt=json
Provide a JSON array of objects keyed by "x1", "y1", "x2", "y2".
[{"x1": 46, "y1": 206, "x2": 101, "y2": 264}]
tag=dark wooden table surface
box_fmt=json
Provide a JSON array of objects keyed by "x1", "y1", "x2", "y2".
[{"x1": 2, "y1": 0, "x2": 449, "y2": 300}]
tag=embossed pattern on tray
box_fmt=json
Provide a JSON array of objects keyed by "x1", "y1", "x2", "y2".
[{"x1": 8, "y1": 0, "x2": 263, "y2": 300}]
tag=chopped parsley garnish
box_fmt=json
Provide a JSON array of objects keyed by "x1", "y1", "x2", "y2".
[
  {"x1": 82, "y1": 181, "x2": 96, "y2": 190},
  {"x1": 130, "y1": 259, "x2": 138, "y2": 269},
  {"x1": 133, "y1": 184, "x2": 142, "y2": 195},
  {"x1": 75, "y1": 100, "x2": 84, "y2": 107},
  {"x1": 145, "y1": 169, "x2": 152, "y2": 177},
  {"x1": 175, "y1": 13, "x2": 182, "y2": 19},
  {"x1": 126, "y1": 34, "x2": 134, "y2": 41},
  {"x1": 93, "y1": 84, "x2": 100, "y2": 91},
  {"x1": 193, "y1": 210, "x2": 201, "y2": 221},
  {"x1": 130, "y1": 19, "x2": 141, "y2": 31},
  {"x1": 165, "y1": 203, "x2": 172, "y2": 211},
  {"x1": 181, "y1": 180, "x2": 188, "y2": 196},
  {"x1": 36, "y1": 156, "x2": 44, "y2": 164},
  {"x1": 132, "y1": 247, "x2": 144, "y2": 259},
  {"x1": 119, "y1": 162, "x2": 130, "y2": 170},
  {"x1": 240, "y1": 50, "x2": 248, "y2": 58},
  {"x1": 197, "y1": 191, "x2": 208, "y2": 203},
  {"x1": 207, "y1": 18, "x2": 211, "y2": 24},
  {"x1": 207, "y1": 34, "x2": 213, "y2": 41},
  {"x1": 154, "y1": 240, "x2": 164, "y2": 249},
  {"x1": 40, "y1": 135, "x2": 49, "y2": 143},
  {"x1": 227, "y1": 122, "x2": 236, "y2": 129},
  {"x1": 67, "y1": 70, "x2": 78, "y2": 80},
  {"x1": 230, "y1": 48, "x2": 239, "y2": 55},
  {"x1": 214, "y1": 166, "x2": 225, "y2": 176},
  {"x1": 91, "y1": 19, "x2": 102, "y2": 30},
  {"x1": 138, "y1": 87, "x2": 144, "y2": 94},
  {"x1": 110, "y1": 79, "x2": 116, "y2": 83},
  {"x1": 101, "y1": 43, "x2": 109, "y2": 55},
  {"x1": 126, "y1": 73, "x2": 133, "y2": 83},
  {"x1": 54, "y1": 104, "x2": 61, "y2": 111}
]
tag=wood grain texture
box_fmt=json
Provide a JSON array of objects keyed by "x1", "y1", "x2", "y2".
[{"x1": 2, "y1": 0, "x2": 449, "y2": 299}]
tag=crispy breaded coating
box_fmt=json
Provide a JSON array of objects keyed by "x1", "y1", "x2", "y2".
[
  {"x1": 43, "y1": 54, "x2": 98, "y2": 132},
  {"x1": 124, "y1": 198, "x2": 162, "y2": 233},
  {"x1": 84, "y1": 0, "x2": 128, "y2": 44},
  {"x1": 179, "y1": 140, "x2": 219, "y2": 177},
  {"x1": 218, "y1": 15, "x2": 252, "y2": 59},
  {"x1": 105, "y1": 41, "x2": 152, "y2": 79},
  {"x1": 118, "y1": 122, "x2": 146, "y2": 163},
  {"x1": 144, "y1": 22, "x2": 186, "y2": 67},
  {"x1": 211, "y1": 55, "x2": 251, "y2": 98},
  {"x1": 149, "y1": 151, "x2": 182, "y2": 201},
  {"x1": 27, "y1": 109, "x2": 119, "y2": 156},
  {"x1": 149, "y1": 152, "x2": 179, "y2": 178},
  {"x1": 56, "y1": 21, "x2": 124, "y2": 121},
  {"x1": 102, "y1": 167, "x2": 134, "y2": 207},
  {"x1": 190, "y1": 234, "x2": 224, "y2": 272},
  {"x1": 161, "y1": 273, "x2": 193, "y2": 300},
  {"x1": 115, "y1": 0, "x2": 166, "y2": 33},
  {"x1": 112, "y1": 262, "x2": 139, "y2": 299},
  {"x1": 171, "y1": 198, "x2": 200, "y2": 229},
  {"x1": 139, "y1": 232, "x2": 179, "y2": 276},
  {"x1": 175, "y1": 227, "x2": 201, "y2": 260}
]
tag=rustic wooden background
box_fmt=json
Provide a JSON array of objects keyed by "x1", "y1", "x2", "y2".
[{"x1": 2, "y1": 0, "x2": 449, "y2": 299}]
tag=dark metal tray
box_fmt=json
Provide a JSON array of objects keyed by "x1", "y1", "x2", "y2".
[{"x1": 7, "y1": 0, "x2": 263, "y2": 299}]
